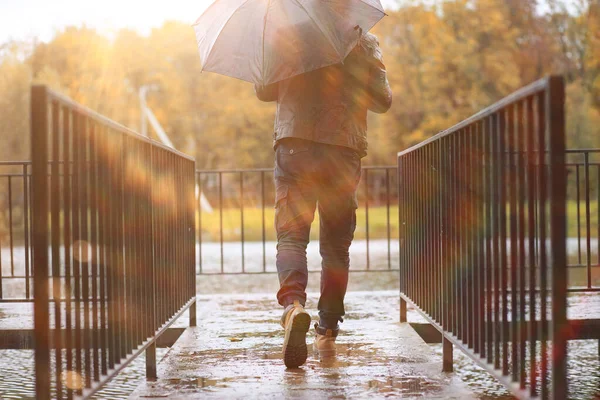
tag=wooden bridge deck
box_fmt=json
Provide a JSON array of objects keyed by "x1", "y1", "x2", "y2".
[{"x1": 130, "y1": 291, "x2": 475, "y2": 399}]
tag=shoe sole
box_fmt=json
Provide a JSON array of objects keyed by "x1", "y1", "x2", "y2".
[{"x1": 283, "y1": 312, "x2": 311, "y2": 368}]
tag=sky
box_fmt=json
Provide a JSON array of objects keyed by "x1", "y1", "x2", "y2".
[
  {"x1": 0, "y1": 0, "x2": 400, "y2": 44},
  {"x1": 0, "y1": 0, "x2": 215, "y2": 43},
  {"x1": 0, "y1": 0, "x2": 577, "y2": 44}
]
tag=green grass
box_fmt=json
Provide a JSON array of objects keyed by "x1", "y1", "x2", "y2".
[
  {"x1": 0, "y1": 201, "x2": 596, "y2": 244},
  {"x1": 197, "y1": 206, "x2": 399, "y2": 242},
  {"x1": 196, "y1": 201, "x2": 597, "y2": 243}
]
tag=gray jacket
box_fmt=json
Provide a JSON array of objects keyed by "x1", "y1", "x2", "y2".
[{"x1": 255, "y1": 33, "x2": 392, "y2": 158}]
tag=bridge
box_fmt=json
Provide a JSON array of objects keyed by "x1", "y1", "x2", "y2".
[{"x1": 0, "y1": 76, "x2": 598, "y2": 399}]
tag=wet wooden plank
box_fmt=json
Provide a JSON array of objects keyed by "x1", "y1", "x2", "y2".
[{"x1": 130, "y1": 292, "x2": 476, "y2": 399}]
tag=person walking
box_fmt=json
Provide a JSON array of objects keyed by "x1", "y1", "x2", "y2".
[{"x1": 255, "y1": 32, "x2": 393, "y2": 368}]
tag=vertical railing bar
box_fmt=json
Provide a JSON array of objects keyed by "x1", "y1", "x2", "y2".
[
  {"x1": 429, "y1": 146, "x2": 435, "y2": 322},
  {"x1": 548, "y1": 76, "x2": 567, "y2": 400},
  {"x1": 420, "y1": 149, "x2": 425, "y2": 309},
  {"x1": 98, "y1": 125, "x2": 108, "y2": 376},
  {"x1": 517, "y1": 100, "x2": 528, "y2": 388},
  {"x1": 166, "y1": 150, "x2": 171, "y2": 327},
  {"x1": 468, "y1": 127, "x2": 475, "y2": 347},
  {"x1": 434, "y1": 143, "x2": 440, "y2": 322},
  {"x1": 527, "y1": 95, "x2": 538, "y2": 396},
  {"x1": 454, "y1": 132, "x2": 460, "y2": 337},
  {"x1": 405, "y1": 153, "x2": 411, "y2": 301},
  {"x1": 537, "y1": 91, "x2": 549, "y2": 400},
  {"x1": 261, "y1": 171, "x2": 266, "y2": 272},
  {"x1": 466, "y1": 126, "x2": 473, "y2": 350},
  {"x1": 576, "y1": 165, "x2": 582, "y2": 264},
  {"x1": 23, "y1": 163, "x2": 31, "y2": 299},
  {"x1": 404, "y1": 154, "x2": 410, "y2": 299},
  {"x1": 467, "y1": 125, "x2": 475, "y2": 349},
  {"x1": 511, "y1": 100, "x2": 531, "y2": 389},
  {"x1": 410, "y1": 152, "x2": 415, "y2": 305},
  {"x1": 144, "y1": 143, "x2": 151, "y2": 339},
  {"x1": 174, "y1": 153, "x2": 179, "y2": 318},
  {"x1": 156, "y1": 149, "x2": 163, "y2": 328},
  {"x1": 508, "y1": 104, "x2": 518, "y2": 380},
  {"x1": 365, "y1": 169, "x2": 370, "y2": 270},
  {"x1": 72, "y1": 111, "x2": 83, "y2": 395},
  {"x1": 414, "y1": 152, "x2": 420, "y2": 306},
  {"x1": 240, "y1": 171, "x2": 245, "y2": 273},
  {"x1": 198, "y1": 172, "x2": 203, "y2": 274},
  {"x1": 438, "y1": 140, "x2": 444, "y2": 328},
  {"x1": 584, "y1": 152, "x2": 592, "y2": 289},
  {"x1": 81, "y1": 116, "x2": 92, "y2": 390},
  {"x1": 180, "y1": 156, "x2": 185, "y2": 312},
  {"x1": 119, "y1": 133, "x2": 127, "y2": 360},
  {"x1": 423, "y1": 148, "x2": 428, "y2": 309},
  {"x1": 398, "y1": 155, "x2": 404, "y2": 317},
  {"x1": 448, "y1": 134, "x2": 455, "y2": 335},
  {"x1": 460, "y1": 130, "x2": 467, "y2": 342},
  {"x1": 106, "y1": 128, "x2": 117, "y2": 371},
  {"x1": 140, "y1": 138, "x2": 146, "y2": 346},
  {"x1": 32, "y1": 85, "x2": 50, "y2": 400},
  {"x1": 219, "y1": 172, "x2": 224, "y2": 273},
  {"x1": 191, "y1": 161, "x2": 197, "y2": 324},
  {"x1": 434, "y1": 142, "x2": 440, "y2": 322},
  {"x1": 475, "y1": 121, "x2": 484, "y2": 355},
  {"x1": 8, "y1": 176, "x2": 14, "y2": 276},
  {"x1": 89, "y1": 121, "x2": 100, "y2": 382},
  {"x1": 150, "y1": 143, "x2": 157, "y2": 339},
  {"x1": 51, "y1": 100, "x2": 63, "y2": 398},
  {"x1": 491, "y1": 113, "x2": 501, "y2": 369},
  {"x1": 428, "y1": 145, "x2": 433, "y2": 318},
  {"x1": 132, "y1": 140, "x2": 141, "y2": 347},
  {"x1": 484, "y1": 116, "x2": 492, "y2": 363},
  {"x1": 138, "y1": 140, "x2": 144, "y2": 345},
  {"x1": 386, "y1": 168, "x2": 391, "y2": 270},
  {"x1": 498, "y1": 108, "x2": 509, "y2": 377},
  {"x1": 177, "y1": 155, "x2": 182, "y2": 313},
  {"x1": 63, "y1": 107, "x2": 74, "y2": 399}
]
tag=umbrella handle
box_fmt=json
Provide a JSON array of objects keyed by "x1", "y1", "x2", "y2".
[{"x1": 354, "y1": 25, "x2": 363, "y2": 38}]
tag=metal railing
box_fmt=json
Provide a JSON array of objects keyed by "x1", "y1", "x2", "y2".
[
  {"x1": 565, "y1": 149, "x2": 600, "y2": 290},
  {"x1": 398, "y1": 76, "x2": 570, "y2": 399},
  {"x1": 195, "y1": 166, "x2": 398, "y2": 274},
  {"x1": 0, "y1": 164, "x2": 399, "y2": 298},
  {"x1": 2, "y1": 151, "x2": 597, "y2": 293},
  {"x1": 0, "y1": 161, "x2": 32, "y2": 300},
  {"x1": 30, "y1": 85, "x2": 197, "y2": 399}
]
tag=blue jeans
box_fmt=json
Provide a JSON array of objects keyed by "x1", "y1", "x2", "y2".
[{"x1": 274, "y1": 138, "x2": 361, "y2": 329}]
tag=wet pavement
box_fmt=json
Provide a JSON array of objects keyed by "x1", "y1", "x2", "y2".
[{"x1": 130, "y1": 291, "x2": 475, "y2": 399}]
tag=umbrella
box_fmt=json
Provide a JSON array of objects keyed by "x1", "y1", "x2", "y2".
[{"x1": 193, "y1": 0, "x2": 385, "y2": 86}]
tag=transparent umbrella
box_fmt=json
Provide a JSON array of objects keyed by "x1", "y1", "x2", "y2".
[{"x1": 193, "y1": 0, "x2": 385, "y2": 86}]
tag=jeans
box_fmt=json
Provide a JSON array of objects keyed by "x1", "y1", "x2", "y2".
[{"x1": 274, "y1": 138, "x2": 361, "y2": 329}]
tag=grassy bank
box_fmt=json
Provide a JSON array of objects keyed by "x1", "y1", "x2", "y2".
[{"x1": 197, "y1": 200, "x2": 598, "y2": 243}]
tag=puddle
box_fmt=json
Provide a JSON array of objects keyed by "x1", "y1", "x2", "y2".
[{"x1": 367, "y1": 376, "x2": 443, "y2": 395}]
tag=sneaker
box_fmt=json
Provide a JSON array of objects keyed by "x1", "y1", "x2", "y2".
[
  {"x1": 313, "y1": 322, "x2": 339, "y2": 357},
  {"x1": 281, "y1": 300, "x2": 311, "y2": 368}
]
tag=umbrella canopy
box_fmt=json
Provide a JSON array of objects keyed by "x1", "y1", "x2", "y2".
[{"x1": 193, "y1": 0, "x2": 385, "y2": 86}]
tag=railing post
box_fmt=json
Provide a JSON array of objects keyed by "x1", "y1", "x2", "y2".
[
  {"x1": 548, "y1": 76, "x2": 567, "y2": 400},
  {"x1": 146, "y1": 343, "x2": 157, "y2": 380},
  {"x1": 190, "y1": 298, "x2": 197, "y2": 327},
  {"x1": 442, "y1": 337, "x2": 453, "y2": 373},
  {"x1": 399, "y1": 297, "x2": 407, "y2": 323},
  {"x1": 31, "y1": 85, "x2": 50, "y2": 400}
]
